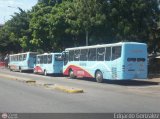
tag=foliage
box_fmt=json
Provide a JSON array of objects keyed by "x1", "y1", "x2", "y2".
[
  {"x1": 65, "y1": 0, "x2": 106, "y2": 45},
  {"x1": 0, "y1": 0, "x2": 160, "y2": 53}
]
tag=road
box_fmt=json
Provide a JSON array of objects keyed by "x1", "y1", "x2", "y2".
[{"x1": 0, "y1": 68, "x2": 160, "y2": 113}]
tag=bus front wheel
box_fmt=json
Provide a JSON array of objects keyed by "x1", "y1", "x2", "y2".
[
  {"x1": 95, "y1": 71, "x2": 103, "y2": 83},
  {"x1": 69, "y1": 69, "x2": 75, "y2": 79}
]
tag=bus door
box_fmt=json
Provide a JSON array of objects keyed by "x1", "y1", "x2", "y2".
[
  {"x1": 53, "y1": 54, "x2": 63, "y2": 73},
  {"x1": 28, "y1": 53, "x2": 36, "y2": 68}
]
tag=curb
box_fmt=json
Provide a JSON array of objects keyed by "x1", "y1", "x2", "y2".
[
  {"x1": 0, "y1": 73, "x2": 36, "y2": 84},
  {"x1": 53, "y1": 84, "x2": 84, "y2": 93},
  {"x1": 0, "y1": 73, "x2": 84, "y2": 93},
  {"x1": 25, "y1": 80, "x2": 36, "y2": 84},
  {"x1": 36, "y1": 81, "x2": 53, "y2": 87}
]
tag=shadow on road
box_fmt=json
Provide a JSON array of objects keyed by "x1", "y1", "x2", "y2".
[
  {"x1": 75, "y1": 78, "x2": 159, "y2": 86},
  {"x1": 103, "y1": 80, "x2": 159, "y2": 86},
  {"x1": 16, "y1": 70, "x2": 160, "y2": 87}
]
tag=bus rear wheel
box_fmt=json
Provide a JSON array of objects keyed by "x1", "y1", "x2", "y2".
[
  {"x1": 9, "y1": 66, "x2": 12, "y2": 71},
  {"x1": 95, "y1": 71, "x2": 103, "y2": 83},
  {"x1": 69, "y1": 69, "x2": 75, "y2": 79},
  {"x1": 19, "y1": 67, "x2": 23, "y2": 73},
  {"x1": 44, "y1": 70, "x2": 47, "y2": 76}
]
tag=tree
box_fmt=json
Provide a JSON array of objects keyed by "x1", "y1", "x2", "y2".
[
  {"x1": 0, "y1": 0, "x2": 160, "y2": 54},
  {"x1": 66, "y1": 0, "x2": 106, "y2": 45},
  {"x1": 0, "y1": 8, "x2": 29, "y2": 53},
  {"x1": 107, "y1": 0, "x2": 160, "y2": 43},
  {"x1": 29, "y1": 4, "x2": 53, "y2": 51},
  {"x1": 38, "y1": 0, "x2": 62, "y2": 6},
  {"x1": 48, "y1": 1, "x2": 74, "y2": 50}
]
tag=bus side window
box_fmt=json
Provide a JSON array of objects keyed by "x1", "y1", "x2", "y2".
[
  {"x1": 37, "y1": 56, "x2": 40, "y2": 64},
  {"x1": 48, "y1": 55, "x2": 52, "y2": 64},
  {"x1": 97, "y1": 48, "x2": 105, "y2": 61},
  {"x1": 88, "y1": 48, "x2": 97, "y2": 61},
  {"x1": 13, "y1": 56, "x2": 14, "y2": 61},
  {"x1": 23, "y1": 54, "x2": 27, "y2": 61},
  {"x1": 74, "y1": 50, "x2": 80, "y2": 61},
  {"x1": 112, "y1": 46, "x2": 121, "y2": 60},
  {"x1": 44, "y1": 55, "x2": 47, "y2": 64},
  {"x1": 16, "y1": 55, "x2": 18, "y2": 61},
  {"x1": 69, "y1": 50, "x2": 74, "y2": 61},
  {"x1": 17, "y1": 55, "x2": 19, "y2": 61},
  {"x1": 40, "y1": 56, "x2": 43, "y2": 64},
  {"x1": 19, "y1": 55, "x2": 22, "y2": 61},
  {"x1": 105, "y1": 47, "x2": 111, "y2": 61},
  {"x1": 80, "y1": 49, "x2": 88, "y2": 61}
]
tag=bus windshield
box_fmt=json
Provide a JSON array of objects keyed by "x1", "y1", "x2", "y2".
[{"x1": 55, "y1": 54, "x2": 63, "y2": 61}]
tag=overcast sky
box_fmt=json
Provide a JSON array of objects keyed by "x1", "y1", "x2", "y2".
[{"x1": 0, "y1": 0, "x2": 37, "y2": 24}]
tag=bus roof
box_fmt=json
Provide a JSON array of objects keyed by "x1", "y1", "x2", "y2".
[
  {"x1": 65, "y1": 42, "x2": 146, "y2": 51},
  {"x1": 37, "y1": 52, "x2": 62, "y2": 56},
  {"x1": 9, "y1": 52, "x2": 37, "y2": 56}
]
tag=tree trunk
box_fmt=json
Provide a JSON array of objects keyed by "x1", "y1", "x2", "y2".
[{"x1": 86, "y1": 30, "x2": 89, "y2": 46}]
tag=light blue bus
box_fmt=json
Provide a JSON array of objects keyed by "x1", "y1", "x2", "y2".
[
  {"x1": 63, "y1": 42, "x2": 148, "y2": 83},
  {"x1": 8, "y1": 52, "x2": 37, "y2": 72},
  {"x1": 34, "y1": 53, "x2": 63, "y2": 75}
]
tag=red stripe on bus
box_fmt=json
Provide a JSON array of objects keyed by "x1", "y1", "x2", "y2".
[
  {"x1": 34, "y1": 66, "x2": 43, "y2": 73},
  {"x1": 63, "y1": 65, "x2": 93, "y2": 78}
]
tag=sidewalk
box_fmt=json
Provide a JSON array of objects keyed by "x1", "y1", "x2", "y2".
[
  {"x1": 147, "y1": 77, "x2": 160, "y2": 84},
  {"x1": 132, "y1": 75, "x2": 160, "y2": 85}
]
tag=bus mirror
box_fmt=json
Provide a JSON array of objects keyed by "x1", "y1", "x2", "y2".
[{"x1": 62, "y1": 52, "x2": 66, "y2": 59}]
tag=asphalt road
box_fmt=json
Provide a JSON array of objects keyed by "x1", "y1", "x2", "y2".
[{"x1": 0, "y1": 68, "x2": 160, "y2": 113}]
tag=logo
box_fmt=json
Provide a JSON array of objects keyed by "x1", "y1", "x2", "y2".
[{"x1": 2, "y1": 113, "x2": 8, "y2": 119}]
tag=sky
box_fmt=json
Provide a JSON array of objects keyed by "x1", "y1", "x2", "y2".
[{"x1": 0, "y1": 0, "x2": 37, "y2": 24}]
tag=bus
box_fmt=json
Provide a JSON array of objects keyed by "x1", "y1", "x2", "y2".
[
  {"x1": 63, "y1": 42, "x2": 147, "y2": 83},
  {"x1": 34, "y1": 53, "x2": 63, "y2": 75},
  {"x1": 8, "y1": 52, "x2": 37, "y2": 72}
]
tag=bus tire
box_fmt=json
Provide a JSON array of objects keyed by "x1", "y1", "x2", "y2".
[
  {"x1": 44, "y1": 70, "x2": 47, "y2": 76},
  {"x1": 9, "y1": 66, "x2": 12, "y2": 71},
  {"x1": 69, "y1": 69, "x2": 75, "y2": 79},
  {"x1": 33, "y1": 69, "x2": 36, "y2": 74},
  {"x1": 95, "y1": 71, "x2": 103, "y2": 83},
  {"x1": 19, "y1": 67, "x2": 23, "y2": 73}
]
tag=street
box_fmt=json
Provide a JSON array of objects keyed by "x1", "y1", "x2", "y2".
[{"x1": 0, "y1": 68, "x2": 160, "y2": 113}]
